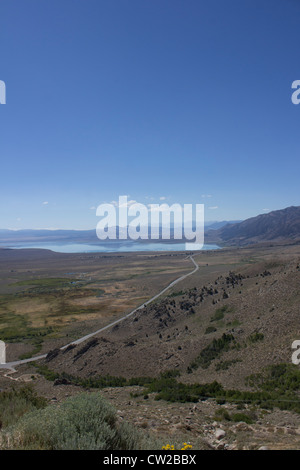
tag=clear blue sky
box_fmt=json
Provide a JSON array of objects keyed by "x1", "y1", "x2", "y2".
[{"x1": 1, "y1": 0, "x2": 299, "y2": 229}]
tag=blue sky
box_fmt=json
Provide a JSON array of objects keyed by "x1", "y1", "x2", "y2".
[{"x1": 0, "y1": 0, "x2": 299, "y2": 229}]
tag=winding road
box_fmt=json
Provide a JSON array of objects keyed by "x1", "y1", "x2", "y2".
[{"x1": 0, "y1": 255, "x2": 199, "y2": 371}]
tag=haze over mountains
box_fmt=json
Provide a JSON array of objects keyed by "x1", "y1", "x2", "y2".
[
  {"x1": 0, "y1": 207, "x2": 299, "y2": 247},
  {"x1": 0, "y1": 220, "x2": 239, "y2": 245}
]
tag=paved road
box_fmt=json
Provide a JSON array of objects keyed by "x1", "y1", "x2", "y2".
[{"x1": 0, "y1": 255, "x2": 199, "y2": 370}]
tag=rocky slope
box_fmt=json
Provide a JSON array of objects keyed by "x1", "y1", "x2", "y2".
[
  {"x1": 206, "y1": 206, "x2": 300, "y2": 246},
  {"x1": 44, "y1": 245, "x2": 300, "y2": 390}
]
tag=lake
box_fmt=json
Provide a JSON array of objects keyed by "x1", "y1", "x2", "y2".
[{"x1": 2, "y1": 241, "x2": 221, "y2": 253}]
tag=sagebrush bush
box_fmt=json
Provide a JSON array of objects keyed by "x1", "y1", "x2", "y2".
[
  {"x1": 0, "y1": 386, "x2": 47, "y2": 429},
  {"x1": 3, "y1": 392, "x2": 159, "y2": 450}
]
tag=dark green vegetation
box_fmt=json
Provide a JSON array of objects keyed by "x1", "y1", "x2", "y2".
[
  {"x1": 2, "y1": 392, "x2": 159, "y2": 450},
  {"x1": 210, "y1": 305, "x2": 234, "y2": 322},
  {"x1": 187, "y1": 333, "x2": 237, "y2": 371},
  {"x1": 168, "y1": 290, "x2": 186, "y2": 298},
  {"x1": 0, "y1": 307, "x2": 55, "y2": 347},
  {"x1": 143, "y1": 364, "x2": 300, "y2": 413},
  {"x1": 248, "y1": 332, "x2": 264, "y2": 343},
  {"x1": 204, "y1": 326, "x2": 217, "y2": 335},
  {"x1": 214, "y1": 408, "x2": 255, "y2": 425},
  {"x1": 0, "y1": 277, "x2": 103, "y2": 351},
  {"x1": 246, "y1": 363, "x2": 300, "y2": 393},
  {"x1": 226, "y1": 319, "x2": 241, "y2": 328},
  {"x1": 11, "y1": 278, "x2": 80, "y2": 289},
  {"x1": 215, "y1": 359, "x2": 242, "y2": 371},
  {"x1": 35, "y1": 363, "x2": 300, "y2": 414},
  {"x1": 0, "y1": 386, "x2": 47, "y2": 429}
]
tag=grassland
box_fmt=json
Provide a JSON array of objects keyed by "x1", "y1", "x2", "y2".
[{"x1": 0, "y1": 249, "x2": 192, "y2": 360}]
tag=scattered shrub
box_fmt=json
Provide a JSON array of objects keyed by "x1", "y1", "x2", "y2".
[
  {"x1": 3, "y1": 392, "x2": 159, "y2": 450},
  {"x1": 214, "y1": 408, "x2": 254, "y2": 424},
  {"x1": 248, "y1": 332, "x2": 264, "y2": 343},
  {"x1": 188, "y1": 333, "x2": 235, "y2": 371},
  {"x1": 231, "y1": 413, "x2": 254, "y2": 424},
  {"x1": 214, "y1": 408, "x2": 231, "y2": 421},
  {"x1": 215, "y1": 359, "x2": 242, "y2": 371},
  {"x1": 205, "y1": 326, "x2": 217, "y2": 335},
  {"x1": 0, "y1": 386, "x2": 47, "y2": 429}
]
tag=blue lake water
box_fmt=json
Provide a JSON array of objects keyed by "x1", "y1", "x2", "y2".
[{"x1": 3, "y1": 241, "x2": 221, "y2": 254}]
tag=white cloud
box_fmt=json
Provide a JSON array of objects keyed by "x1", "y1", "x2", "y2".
[
  {"x1": 159, "y1": 196, "x2": 167, "y2": 201},
  {"x1": 111, "y1": 198, "x2": 137, "y2": 208},
  {"x1": 201, "y1": 194, "x2": 212, "y2": 198},
  {"x1": 208, "y1": 206, "x2": 218, "y2": 210},
  {"x1": 42, "y1": 201, "x2": 49, "y2": 205}
]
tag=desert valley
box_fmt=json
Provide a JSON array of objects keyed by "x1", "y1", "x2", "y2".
[{"x1": 0, "y1": 207, "x2": 300, "y2": 450}]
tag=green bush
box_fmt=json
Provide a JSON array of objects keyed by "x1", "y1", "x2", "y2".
[
  {"x1": 214, "y1": 408, "x2": 231, "y2": 421},
  {"x1": 168, "y1": 290, "x2": 186, "y2": 297},
  {"x1": 248, "y1": 332, "x2": 264, "y2": 343},
  {"x1": 146, "y1": 378, "x2": 224, "y2": 403},
  {"x1": 0, "y1": 386, "x2": 47, "y2": 429},
  {"x1": 4, "y1": 392, "x2": 159, "y2": 450},
  {"x1": 246, "y1": 363, "x2": 300, "y2": 394},
  {"x1": 215, "y1": 359, "x2": 242, "y2": 371},
  {"x1": 214, "y1": 408, "x2": 254, "y2": 424},
  {"x1": 231, "y1": 413, "x2": 254, "y2": 424},
  {"x1": 205, "y1": 326, "x2": 217, "y2": 335},
  {"x1": 188, "y1": 333, "x2": 235, "y2": 371},
  {"x1": 34, "y1": 363, "x2": 300, "y2": 416},
  {"x1": 160, "y1": 370, "x2": 181, "y2": 379}
]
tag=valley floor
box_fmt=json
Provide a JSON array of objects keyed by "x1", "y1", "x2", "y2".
[{"x1": 1, "y1": 243, "x2": 300, "y2": 450}]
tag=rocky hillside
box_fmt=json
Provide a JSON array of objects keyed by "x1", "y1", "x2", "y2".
[
  {"x1": 43, "y1": 245, "x2": 300, "y2": 390},
  {"x1": 6, "y1": 244, "x2": 300, "y2": 450},
  {"x1": 206, "y1": 206, "x2": 300, "y2": 246}
]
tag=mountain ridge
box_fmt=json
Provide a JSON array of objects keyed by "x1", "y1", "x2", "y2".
[
  {"x1": 206, "y1": 206, "x2": 300, "y2": 246},
  {"x1": 0, "y1": 221, "x2": 241, "y2": 245}
]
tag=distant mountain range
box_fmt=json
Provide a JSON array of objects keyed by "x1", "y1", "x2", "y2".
[
  {"x1": 206, "y1": 206, "x2": 300, "y2": 246},
  {"x1": 0, "y1": 220, "x2": 241, "y2": 245},
  {"x1": 1, "y1": 207, "x2": 299, "y2": 247},
  {"x1": 205, "y1": 220, "x2": 242, "y2": 231},
  {"x1": 0, "y1": 229, "x2": 97, "y2": 244}
]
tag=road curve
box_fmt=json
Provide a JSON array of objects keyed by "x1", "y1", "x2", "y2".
[{"x1": 0, "y1": 255, "x2": 199, "y2": 370}]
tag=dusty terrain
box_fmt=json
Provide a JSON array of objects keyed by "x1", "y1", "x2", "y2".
[
  {"x1": 0, "y1": 244, "x2": 300, "y2": 450},
  {"x1": 0, "y1": 248, "x2": 191, "y2": 360},
  {"x1": 32, "y1": 244, "x2": 300, "y2": 385}
]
